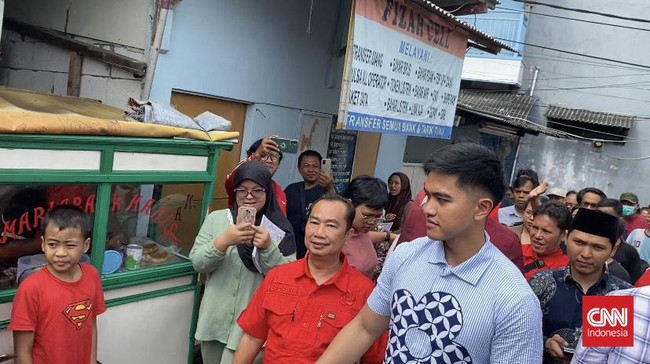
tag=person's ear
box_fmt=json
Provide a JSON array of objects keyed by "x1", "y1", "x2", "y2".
[
  {"x1": 474, "y1": 197, "x2": 494, "y2": 221},
  {"x1": 83, "y1": 238, "x2": 90, "y2": 253},
  {"x1": 610, "y1": 239, "x2": 620, "y2": 258},
  {"x1": 40, "y1": 235, "x2": 45, "y2": 252}
]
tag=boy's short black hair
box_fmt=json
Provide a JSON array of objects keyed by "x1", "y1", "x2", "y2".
[
  {"x1": 298, "y1": 150, "x2": 322, "y2": 166},
  {"x1": 423, "y1": 143, "x2": 506, "y2": 205},
  {"x1": 515, "y1": 168, "x2": 540, "y2": 186},
  {"x1": 533, "y1": 201, "x2": 572, "y2": 230},
  {"x1": 344, "y1": 175, "x2": 389, "y2": 210},
  {"x1": 310, "y1": 194, "x2": 355, "y2": 230},
  {"x1": 576, "y1": 187, "x2": 607, "y2": 204},
  {"x1": 246, "y1": 138, "x2": 284, "y2": 161},
  {"x1": 41, "y1": 204, "x2": 92, "y2": 240},
  {"x1": 512, "y1": 175, "x2": 536, "y2": 189}
]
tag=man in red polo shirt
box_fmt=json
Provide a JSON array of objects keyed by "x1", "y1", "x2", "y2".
[
  {"x1": 233, "y1": 195, "x2": 386, "y2": 364},
  {"x1": 523, "y1": 201, "x2": 571, "y2": 280}
]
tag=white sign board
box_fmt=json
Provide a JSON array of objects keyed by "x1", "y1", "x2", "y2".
[{"x1": 339, "y1": 0, "x2": 468, "y2": 139}]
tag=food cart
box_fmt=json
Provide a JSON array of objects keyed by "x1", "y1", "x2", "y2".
[{"x1": 0, "y1": 88, "x2": 236, "y2": 364}]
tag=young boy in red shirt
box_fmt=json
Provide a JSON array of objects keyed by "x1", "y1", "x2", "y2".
[{"x1": 10, "y1": 205, "x2": 106, "y2": 364}]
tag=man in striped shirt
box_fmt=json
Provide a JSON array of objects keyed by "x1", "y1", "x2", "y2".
[{"x1": 318, "y1": 142, "x2": 543, "y2": 363}]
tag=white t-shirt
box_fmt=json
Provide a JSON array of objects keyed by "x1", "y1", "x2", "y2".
[{"x1": 625, "y1": 228, "x2": 650, "y2": 262}]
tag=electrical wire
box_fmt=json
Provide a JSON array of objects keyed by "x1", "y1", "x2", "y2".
[
  {"x1": 495, "y1": 37, "x2": 650, "y2": 70},
  {"x1": 492, "y1": 6, "x2": 650, "y2": 32},
  {"x1": 511, "y1": 0, "x2": 650, "y2": 24}
]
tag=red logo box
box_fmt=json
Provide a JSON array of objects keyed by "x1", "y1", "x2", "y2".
[{"x1": 582, "y1": 295, "x2": 633, "y2": 347}]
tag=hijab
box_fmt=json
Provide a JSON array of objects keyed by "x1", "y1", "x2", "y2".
[
  {"x1": 385, "y1": 172, "x2": 412, "y2": 231},
  {"x1": 231, "y1": 161, "x2": 296, "y2": 272}
]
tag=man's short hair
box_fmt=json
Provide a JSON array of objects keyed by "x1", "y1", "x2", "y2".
[
  {"x1": 423, "y1": 142, "x2": 506, "y2": 205},
  {"x1": 344, "y1": 175, "x2": 389, "y2": 210},
  {"x1": 298, "y1": 150, "x2": 322, "y2": 166},
  {"x1": 597, "y1": 198, "x2": 623, "y2": 217},
  {"x1": 512, "y1": 175, "x2": 536, "y2": 189},
  {"x1": 576, "y1": 187, "x2": 607, "y2": 204},
  {"x1": 41, "y1": 204, "x2": 92, "y2": 240},
  {"x1": 310, "y1": 194, "x2": 355, "y2": 230},
  {"x1": 533, "y1": 201, "x2": 572, "y2": 230},
  {"x1": 566, "y1": 190, "x2": 577, "y2": 197},
  {"x1": 246, "y1": 138, "x2": 284, "y2": 161},
  {"x1": 515, "y1": 168, "x2": 540, "y2": 187}
]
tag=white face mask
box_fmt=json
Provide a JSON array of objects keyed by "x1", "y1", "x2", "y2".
[{"x1": 622, "y1": 205, "x2": 637, "y2": 217}]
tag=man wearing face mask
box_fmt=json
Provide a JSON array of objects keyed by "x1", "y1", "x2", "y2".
[{"x1": 620, "y1": 192, "x2": 646, "y2": 237}]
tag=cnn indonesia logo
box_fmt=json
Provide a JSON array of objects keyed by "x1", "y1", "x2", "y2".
[{"x1": 582, "y1": 296, "x2": 634, "y2": 347}]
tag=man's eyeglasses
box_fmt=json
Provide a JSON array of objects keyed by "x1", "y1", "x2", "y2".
[
  {"x1": 359, "y1": 211, "x2": 381, "y2": 224},
  {"x1": 260, "y1": 153, "x2": 280, "y2": 163},
  {"x1": 234, "y1": 188, "x2": 266, "y2": 199}
]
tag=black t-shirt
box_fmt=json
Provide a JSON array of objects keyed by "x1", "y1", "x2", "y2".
[
  {"x1": 613, "y1": 241, "x2": 644, "y2": 283},
  {"x1": 284, "y1": 182, "x2": 327, "y2": 259}
]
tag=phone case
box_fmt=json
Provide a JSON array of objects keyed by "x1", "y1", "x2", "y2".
[
  {"x1": 271, "y1": 137, "x2": 299, "y2": 154},
  {"x1": 237, "y1": 206, "x2": 256, "y2": 225},
  {"x1": 321, "y1": 158, "x2": 332, "y2": 175}
]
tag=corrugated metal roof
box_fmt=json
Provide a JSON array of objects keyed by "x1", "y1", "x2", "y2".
[
  {"x1": 546, "y1": 105, "x2": 635, "y2": 129},
  {"x1": 413, "y1": 0, "x2": 516, "y2": 53},
  {"x1": 457, "y1": 90, "x2": 571, "y2": 138}
]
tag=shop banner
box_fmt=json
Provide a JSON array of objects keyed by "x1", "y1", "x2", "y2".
[{"x1": 339, "y1": 0, "x2": 468, "y2": 139}]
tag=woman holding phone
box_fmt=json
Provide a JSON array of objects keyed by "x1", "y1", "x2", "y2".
[{"x1": 190, "y1": 160, "x2": 296, "y2": 363}]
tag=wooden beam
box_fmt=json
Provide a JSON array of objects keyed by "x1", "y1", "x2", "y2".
[
  {"x1": 5, "y1": 19, "x2": 147, "y2": 77},
  {"x1": 67, "y1": 52, "x2": 83, "y2": 96}
]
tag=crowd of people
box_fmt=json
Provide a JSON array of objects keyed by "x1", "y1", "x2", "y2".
[{"x1": 8, "y1": 134, "x2": 650, "y2": 363}]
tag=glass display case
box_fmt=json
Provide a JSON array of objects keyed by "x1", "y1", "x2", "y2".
[{"x1": 0, "y1": 133, "x2": 232, "y2": 364}]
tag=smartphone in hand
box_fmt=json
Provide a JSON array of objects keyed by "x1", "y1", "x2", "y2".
[
  {"x1": 321, "y1": 158, "x2": 332, "y2": 175},
  {"x1": 271, "y1": 137, "x2": 299, "y2": 154},
  {"x1": 237, "y1": 206, "x2": 257, "y2": 225}
]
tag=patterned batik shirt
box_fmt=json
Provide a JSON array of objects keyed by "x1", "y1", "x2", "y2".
[{"x1": 529, "y1": 266, "x2": 633, "y2": 363}]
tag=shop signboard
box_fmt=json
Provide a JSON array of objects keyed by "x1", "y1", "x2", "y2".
[{"x1": 338, "y1": 0, "x2": 468, "y2": 139}]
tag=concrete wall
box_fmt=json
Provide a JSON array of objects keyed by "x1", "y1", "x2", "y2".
[
  {"x1": 0, "y1": 0, "x2": 152, "y2": 108},
  {"x1": 516, "y1": 0, "x2": 650, "y2": 204},
  {"x1": 150, "y1": 0, "x2": 415, "y2": 185},
  {"x1": 150, "y1": 0, "x2": 349, "y2": 114}
]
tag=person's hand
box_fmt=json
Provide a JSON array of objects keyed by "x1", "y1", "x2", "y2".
[
  {"x1": 385, "y1": 213, "x2": 396, "y2": 221},
  {"x1": 251, "y1": 226, "x2": 272, "y2": 250},
  {"x1": 529, "y1": 179, "x2": 549, "y2": 200},
  {"x1": 255, "y1": 135, "x2": 280, "y2": 159},
  {"x1": 544, "y1": 335, "x2": 570, "y2": 361},
  {"x1": 317, "y1": 172, "x2": 335, "y2": 193},
  {"x1": 214, "y1": 222, "x2": 255, "y2": 252}
]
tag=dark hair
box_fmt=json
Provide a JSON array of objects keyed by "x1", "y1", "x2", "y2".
[
  {"x1": 566, "y1": 190, "x2": 577, "y2": 197},
  {"x1": 577, "y1": 187, "x2": 607, "y2": 204},
  {"x1": 41, "y1": 204, "x2": 92, "y2": 240},
  {"x1": 246, "y1": 138, "x2": 283, "y2": 161},
  {"x1": 344, "y1": 175, "x2": 389, "y2": 209},
  {"x1": 597, "y1": 198, "x2": 623, "y2": 217},
  {"x1": 512, "y1": 175, "x2": 536, "y2": 189},
  {"x1": 423, "y1": 143, "x2": 506, "y2": 205},
  {"x1": 310, "y1": 194, "x2": 355, "y2": 230},
  {"x1": 515, "y1": 168, "x2": 540, "y2": 186},
  {"x1": 298, "y1": 150, "x2": 322, "y2": 166},
  {"x1": 533, "y1": 201, "x2": 572, "y2": 230}
]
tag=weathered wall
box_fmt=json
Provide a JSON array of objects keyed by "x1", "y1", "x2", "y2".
[
  {"x1": 150, "y1": 0, "x2": 349, "y2": 114},
  {"x1": 517, "y1": 0, "x2": 650, "y2": 204},
  {"x1": 0, "y1": 0, "x2": 152, "y2": 107}
]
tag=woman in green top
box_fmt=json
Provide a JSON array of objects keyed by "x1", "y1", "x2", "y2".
[{"x1": 190, "y1": 160, "x2": 296, "y2": 363}]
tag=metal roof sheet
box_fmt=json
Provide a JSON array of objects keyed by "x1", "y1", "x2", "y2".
[
  {"x1": 457, "y1": 90, "x2": 571, "y2": 138},
  {"x1": 546, "y1": 105, "x2": 635, "y2": 129},
  {"x1": 414, "y1": 0, "x2": 516, "y2": 53}
]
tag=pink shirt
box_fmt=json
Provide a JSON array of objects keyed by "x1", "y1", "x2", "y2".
[{"x1": 342, "y1": 232, "x2": 377, "y2": 279}]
